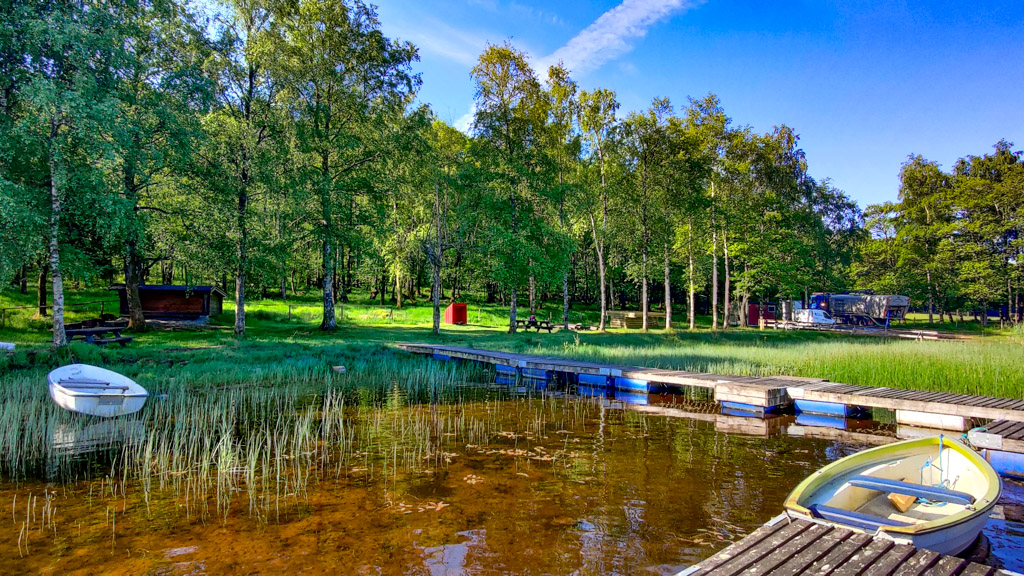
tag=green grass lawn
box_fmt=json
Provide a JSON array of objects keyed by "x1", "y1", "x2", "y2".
[{"x1": 3, "y1": 284, "x2": 1024, "y2": 397}]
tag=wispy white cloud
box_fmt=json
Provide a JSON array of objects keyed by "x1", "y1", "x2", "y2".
[
  {"x1": 452, "y1": 0, "x2": 697, "y2": 133},
  {"x1": 454, "y1": 104, "x2": 477, "y2": 133},
  {"x1": 537, "y1": 0, "x2": 699, "y2": 76},
  {"x1": 388, "y1": 16, "x2": 493, "y2": 67}
]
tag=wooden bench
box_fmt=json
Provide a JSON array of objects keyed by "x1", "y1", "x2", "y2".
[
  {"x1": 516, "y1": 319, "x2": 555, "y2": 333},
  {"x1": 65, "y1": 326, "x2": 133, "y2": 347},
  {"x1": 533, "y1": 321, "x2": 555, "y2": 333}
]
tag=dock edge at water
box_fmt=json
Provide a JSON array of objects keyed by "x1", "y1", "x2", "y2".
[
  {"x1": 674, "y1": 514, "x2": 1022, "y2": 576},
  {"x1": 398, "y1": 343, "x2": 1024, "y2": 574},
  {"x1": 395, "y1": 343, "x2": 1024, "y2": 432}
]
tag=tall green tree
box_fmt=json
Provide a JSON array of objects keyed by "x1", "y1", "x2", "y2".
[
  {"x1": 577, "y1": 88, "x2": 618, "y2": 330},
  {"x1": 9, "y1": 0, "x2": 125, "y2": 346},
  {"x1": 110, "y1": 0, "x2": 211, "y2": 331},
  {"x1": 273, "y1": 0, "x2": 417, "y2": 330},
  {"x1": 542, "y1": 64, "x2": 580, "y2": 329},
  {"x1": 898, "y1": 155, "x2": 953, "y2": 322},
  {"x1": 423, "y1": 120, "x2": 471, "y2": 335},
  {"x1": 615, "y1": 99, "x2": 672, "y2": 331},
  {"x1": 199, "y1": 0, "x2": 281, "y2": 336},
  {"x1": 470, "y1": 43, "x2": 555, "y2": 333}
]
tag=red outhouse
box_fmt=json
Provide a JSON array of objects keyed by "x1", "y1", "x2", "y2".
[{"x1": 444, "y1": 302, "x2": 467, "y2": 325}]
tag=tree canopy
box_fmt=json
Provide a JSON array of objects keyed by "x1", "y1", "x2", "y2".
[{"x1": 2, "y1": 0, "x2": 1020, "y2": 345}]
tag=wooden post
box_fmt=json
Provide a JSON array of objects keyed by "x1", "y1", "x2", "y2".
[
  {"x1": 1, "y1": 309, "x2": 5, "y2": 329},
  {"x1": 288, "y1": 305, "x2": 293, "y2": 322}
]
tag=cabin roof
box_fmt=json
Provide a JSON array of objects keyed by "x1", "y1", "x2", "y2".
[{"x1": 109, "y1": 284, "x2": 227, "y2": 298}]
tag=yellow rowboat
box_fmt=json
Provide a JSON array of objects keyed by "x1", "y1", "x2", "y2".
[{"x1": 784, "y1": 435, "x2": 1001, "y2": 555}]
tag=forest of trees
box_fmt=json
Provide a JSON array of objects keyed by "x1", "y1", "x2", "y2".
[{"x1": 1, "y1": 0, "x2": 1022, "y2": 346}]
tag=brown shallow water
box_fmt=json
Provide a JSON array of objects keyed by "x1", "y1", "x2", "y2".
[{"x1": 1, "y1": 382, "x2": 1021, "y2": 575}]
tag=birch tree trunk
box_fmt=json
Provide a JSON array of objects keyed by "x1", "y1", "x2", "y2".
[
  {"x1": 395, "y1": 266, "x2": 403, "y2": 309},
  {"x1": 596, "y1": 141, "x2": 610, "y2": 330},
  {"x1": 740, "y1": 263, "x2": 749, "y2": 327},
  {"x1": 711, "y1": 227, "x2": 718, "y2": 330},
  {"x1": 664, "y1": 242, "x2": 671, "y2": 330},
  {"x1": 590, "y1": 213, "x2": 607, "y2": 331},
  {"x1": 431, "y1": 182, "x2": 444, "y2": 336},
  {"x1": 641, "y1": 245, "x2": 649, "y2": 332},
  {"x1": 37, "y1": 259, "x2": 47, "y2": 317},
  {"x1": 320, "y1": 151, "x2": 337, "y2": 329},
  {"x1": 926, "y1": 268, "x2": 934, "y2": 324},
  {"x1": 562, "y1": 273, "x2": 569, "y2": 329},
  {"x1": 321, "y1": 237, "x2": 336, "y2": 329},
  {"x1": 711, "y1": 184, "x2": 718, "y2": 331},
  {"x1": 508, "y1": 287, "x2": 518, "y2": 334},
  {"x1": 723, "y1": 231, "x2": 730, "y2": 330},
  {"x1": 234, "y1": 180, "x2": 248, "y2": 336},
  {"x1": 432, "y1": 262, "x2": 441, "y2": 335},
  {"x1": 609, "y1": 266, "x2": 615, "y2": 310},
  {"x1": 529, "y1": 275, "x2": 536, "y2": 314},
  {"x1": 687, "y1": 222, "x2": 695, "y2": 330},
  {"x1": 48, "y1": 117, "x2": 66, "y2": 347}
]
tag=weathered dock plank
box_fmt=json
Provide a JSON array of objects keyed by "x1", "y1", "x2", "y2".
[
  {"x1": 397, "y1": 343, "x2": 1024, "y2": 428},
  {"x1": 792, "y1": 383, "x2": 1024, "y2": 422},
  {"x1": 974, "y1": 420, "x2": 1024, "y2": 454},
  {"x1": 676, "y1": 514, "x2": 1008, "y2": 576}
]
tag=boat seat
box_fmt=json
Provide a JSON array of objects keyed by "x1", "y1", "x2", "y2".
[
  {"x1": 808, "y1": 504, "x2": 914, "y2": 532},
  {"x1": 847, "y1": 475, "x2": 974, "y2": 506},
  {"x1": 59, "y1": 378, "x2": 109, "y2": 385},
  {"x1": 58, "y1": 380, "x2": 129, "y2": 391}
]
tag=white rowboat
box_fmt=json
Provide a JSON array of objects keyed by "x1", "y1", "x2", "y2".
[
  {"x1": 47, "y1": 364, "x2": 148, "y2": 417},
  {"x1": 784, "y1": 435, "x2": 1001, "y2": 556}
]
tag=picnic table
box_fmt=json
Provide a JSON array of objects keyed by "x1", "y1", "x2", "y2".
[
  {"x1": 65, "y1": 326, "x2": 134, "y2": 347},
  {"x1": 516, "y1": 318, "x2": 556, "y2": 333}
]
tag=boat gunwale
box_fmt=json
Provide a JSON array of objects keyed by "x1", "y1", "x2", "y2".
[
  {"x1": 50, "y1": 385, "x2": 149, "y2": 398},
  {"x1": 783, "y1": 436, "x2": 1001, "y2": 536},
  {"x1": 48, "y1": 364, "x2": 148, "y2": 398}
]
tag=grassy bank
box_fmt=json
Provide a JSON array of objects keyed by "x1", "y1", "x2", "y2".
[{"x1": 2, "y1": 286, "x2": 1023, "y2": 397}]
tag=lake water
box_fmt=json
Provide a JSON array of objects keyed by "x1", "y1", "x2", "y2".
[{"x1": 1, "y1": 378, "x2": 1021, "y2": 575}]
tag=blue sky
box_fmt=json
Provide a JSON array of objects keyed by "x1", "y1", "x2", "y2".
[{"x1": 374, "y1": 0, "x2": 1024, "y2": 207}]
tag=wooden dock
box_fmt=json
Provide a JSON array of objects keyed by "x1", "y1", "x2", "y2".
[
  {"x1": 676, "y1": 514, "x2": 1012, "y2": 576},
  {"x1": 397, "y1": 343, "x2": 1024, "y2": 427},
  {"x1": 970, "y1": 421, "x2": 1024, "y2": 453}
]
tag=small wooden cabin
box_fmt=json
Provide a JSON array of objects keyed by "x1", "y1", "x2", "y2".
[{"x1": 109, "y1": 285, "x2": 226, "y2": 320}]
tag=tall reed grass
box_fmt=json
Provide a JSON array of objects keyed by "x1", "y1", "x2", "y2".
[
  {"x1": 540, "y1": 335, "x2": 1024, "y2": 397},
  {"x1": 0, "y1": 355, "x2": 605, "y2": 528}
]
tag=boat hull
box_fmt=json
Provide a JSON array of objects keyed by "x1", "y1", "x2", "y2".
[
  {"x1": 788, "y1": 498, "x2": 992, "y2": 556},
  {"x1": 47, "y1": 364, "x2": 148, "y2": 418},
  {"x1": 784, "y1": 436, "x2": 1001, "y2": 556}
]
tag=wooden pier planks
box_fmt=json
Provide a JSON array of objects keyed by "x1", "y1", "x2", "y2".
[
  {"x1": 790, "y1": 382, "x2": 1024, "y2": 423},
  {"x1": 397, "y1": 343, "x2": 1024, "y2": 424},
  {"x1": 977, "y1": 420, "x2": 1024, "y2": 453},
  {"x1": 677, "y1": 515, "x2": 1004, "y2": 576}
]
